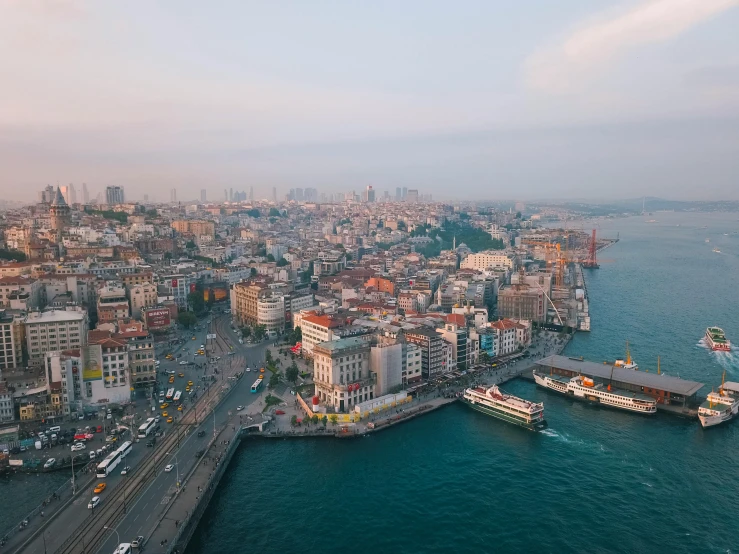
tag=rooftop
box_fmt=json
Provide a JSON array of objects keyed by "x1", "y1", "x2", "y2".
[
  {"x1": 535, "y1": 355, "x2": 704, "y2": 397},
  {"x1": 24, "y1": 310, "x2": 86, "y2": 323},
  {"x1": 313, "y1": 336, "x2": 369, "y2": 353}
]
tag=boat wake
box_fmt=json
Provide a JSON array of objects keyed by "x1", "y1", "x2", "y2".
[{"x1": 696, "y1": 339, "x2": 739, "y2": 373}]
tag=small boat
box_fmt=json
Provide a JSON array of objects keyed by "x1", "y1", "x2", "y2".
[
  {"x1": 614, "y1": 341, "x2": 638, "y2": 370},
  {"x1": 705, "y1": 238, "x2": 710, "y2": 243},
  {"x1": 713, "y1": 248, "x2": 721, "y2": 253}
]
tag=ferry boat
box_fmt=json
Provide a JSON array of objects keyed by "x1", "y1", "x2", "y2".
[
  {"x1": 461, "y1": 385, "x2": 547, "y2": 431},
  {"x1": 533, "y1": 371, "x2": 657, "y2": 414},
  {"x1": 614, "y1": 341, "x2": 638, "y2": 370},
  {"x1": 698, "y1": 374, "x2": 739, "y2": 429},
  {"x1": 705, "y1": 327, "x2": 731, "y2": 352}
]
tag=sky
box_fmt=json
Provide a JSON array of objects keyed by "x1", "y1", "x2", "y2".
[{"x1": 1, "y1": 0, "x2": 738, "y2": 202}]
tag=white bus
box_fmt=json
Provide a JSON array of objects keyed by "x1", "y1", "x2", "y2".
[
  {"x1": 137, "y1": 418, "x2": 156, "y2": 438},
  {"x1": 250, "y1": 378, "x2": 263, "y2": 393},
  {"x1": 117, "y1": 440, "x2": 132, "y2": 458},
  {"x1": 173, "y1": 390, "x2": 182, "y2": 403},
  {"x1": 165, "y1": 388, "x2": 175, "y2": 400},
  {"x1": 96, "y1": 450, "x2": 123, "y2": 478}
]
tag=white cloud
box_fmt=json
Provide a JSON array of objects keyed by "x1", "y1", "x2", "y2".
[{"x1": 524, "y1": 0, "x2": 739, "y2": 92}]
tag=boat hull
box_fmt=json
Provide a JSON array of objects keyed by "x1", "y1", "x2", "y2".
[{"x1": 460, "y1": 397, "x2": 547, "y2": 431}]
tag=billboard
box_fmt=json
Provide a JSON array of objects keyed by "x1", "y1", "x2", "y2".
[
  {"x1": 145, "y1": 308, "x2": 172, "y2": 329},
  {"x1": 82, "y1": 346, "x2": 103, "y2": 382}
]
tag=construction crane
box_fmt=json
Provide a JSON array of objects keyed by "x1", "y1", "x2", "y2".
[{"x1": 582, "y1": 229, "x2": 600, "y2": 269}]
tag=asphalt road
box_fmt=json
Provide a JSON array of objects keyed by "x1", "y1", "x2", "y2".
[
  {"x1": 14, "y1": 313, "x2": 272, "y2": 554},
  {"x1": 95, "y1": 318, "x2": 271, "y2": 552}
]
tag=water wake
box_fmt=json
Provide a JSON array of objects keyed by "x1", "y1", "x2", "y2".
[{"x1": 696, "y1": 339, "x2": 739, "y2": 374}]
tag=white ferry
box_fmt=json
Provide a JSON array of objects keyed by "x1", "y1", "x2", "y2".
[
  {"x1": 705, "y1": 327, "x2": 731, "y2": 352},
  {"x1": 461, "y1": 385, "x2": 547, "y2": 431},
  {"x1": 698, "y1": 374, "x2": 739, "y2": 429},
  {"x1": 533, "y1": 371, "x2": 657, "y2": 414}
]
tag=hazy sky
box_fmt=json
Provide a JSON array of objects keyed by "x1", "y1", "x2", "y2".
[{"x1": 1, "y1": 0, "x2": 738, "y2": 202}]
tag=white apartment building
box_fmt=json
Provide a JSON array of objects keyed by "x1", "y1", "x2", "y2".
[
  {"x1": 489, "y1": 319, "x2": 518, "y2": 356},
  {"x1": 257, "y1": 295, "x2": 285, "y2": 333},
  {"x1": 0, "y1": 382, "x2": 14, "y2": 422},
  {"x1": 299, "y1": 313, "x2": 345, "y2": 355},
  {"x1": 313, "y1": 337, "x2": 375, "y2": 413},
  {"x1": 460, "y1": 252, "x2": 514, "y2": 270},
  {"x1": 404, "y1": 342, "x2": 422, "y2": 384},
  {"x1": 25, "y1": 310, "x2": 88, "y2": 361}
]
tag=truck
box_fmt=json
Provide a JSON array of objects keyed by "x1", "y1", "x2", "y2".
[{"x1": 35, "y1": 440, "x2": 42, "y2": 450}]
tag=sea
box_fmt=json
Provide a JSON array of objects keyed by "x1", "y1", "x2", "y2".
[
  {"x1": 186, "y1": 213, "x2": 739, "y2": 554},
  {"x1": 3, "y1": 213, "x2": 737, "y2": 553}
]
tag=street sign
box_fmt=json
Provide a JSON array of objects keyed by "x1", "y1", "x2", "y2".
[{"x1": 207, "y1": 334, "x2": 217, "y2": 340}]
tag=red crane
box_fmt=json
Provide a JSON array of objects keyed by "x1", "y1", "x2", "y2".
[{"x1": 582, "y1": 229, "x2": 600, "y2": 269}]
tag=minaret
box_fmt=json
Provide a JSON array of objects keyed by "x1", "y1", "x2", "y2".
[{"x1": 49, "y1": 186, "x2": 71, "y2": 231}]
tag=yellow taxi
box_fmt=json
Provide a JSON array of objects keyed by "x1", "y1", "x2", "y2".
[
  {"x1": 166, "y1": 417, "x2": 174, "y2": 423},
  {"x1": 160, "y1": 402, "x2": 169, "y2": 409},
  {"x1": 178, "y1": 372, "x2": 185, "y2": 378},
  {"x1": 165, "y1": 354, "x2": 173, "y2": 360},
  {"x1": 161, "y1": 411, "x2": 168, "y2": 417},
  {"x1": 169, "y1": 377, "x2": 175, "y2": 383},
  {"x1": 260, "y1": 368, "x2": 265, "y2": 373},
  {"x1": 187, "y1": 381, "x2": 193, "y2": 386},
  {"x1": 257, "y1": 374, "x2": 264, "y2": 380},
  {"x1": 93, "y1": 482, "x2": 106, "y2": 494},
  {"x1": 177, "y1": 405, "x2": 183, "y2": 411}
]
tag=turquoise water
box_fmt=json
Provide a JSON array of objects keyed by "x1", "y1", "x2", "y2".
[{"x1": 184, "y1": 213, "x2": 736, "y2": 553}]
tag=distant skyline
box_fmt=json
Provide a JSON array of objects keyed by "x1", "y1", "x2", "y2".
[{"x1": 1, "y1": 0, "x2": 738, "y2": 201}]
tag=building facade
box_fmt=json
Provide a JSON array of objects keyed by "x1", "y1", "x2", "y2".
[
  {"x1": 25, "y1": 310, "x2": 88, "y2": 361},
  {"x1": 313, "y1": 337, "x2": 375, "y2": 413},
  {"x1": 405, "y1": 328, "x2": 445, "y2": 379}
]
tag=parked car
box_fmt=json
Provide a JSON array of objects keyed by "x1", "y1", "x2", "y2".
[
  {"x1": 43, "y1": 458, "x2": 56, "y2": 469},
  {"x1": 71, "y1": 442, "x2": 86, "y2": 451}
]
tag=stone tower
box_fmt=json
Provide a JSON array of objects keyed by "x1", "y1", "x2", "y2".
[{"x1": 49, "y1": 186, "x2": 71, "y2": 231}]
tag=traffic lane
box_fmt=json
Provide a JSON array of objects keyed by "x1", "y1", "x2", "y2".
[{"x1": 97, "y1": 408, "x2": 223, "y2": 552}]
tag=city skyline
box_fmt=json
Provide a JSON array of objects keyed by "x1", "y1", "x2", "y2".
[{"x1": 1, "y1": 1, "x2": 738, "y2": 202}]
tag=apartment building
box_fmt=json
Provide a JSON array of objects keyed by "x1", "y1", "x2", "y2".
[
  {"x1": 171, "y1": 219, "x2": 215, "y2": 237},
  {"x1": 25, "y1": 309, "x2": 88, "y2": 361},
  {"x1": 123, "y1": 331, "x2": 157, "y2": 388},
  {"x1": 313, "y1": 337, "x2": 375, "y2": 413},
  {"x1": 405, "y1": 327, "x2": 445, "y2": 379},
  {"x1": 437, "y1": 322, "x2": 469, "y2": 371},
  {"x1": 489, "y1": 319, "x2": 518, "y2": 356},
  {"x1": 460, "y1": 252, "x2": 514, "y2": 270},
  {"x1": 0, "y1": 311, "x2": 23, "y2": 370},
  {"x1": 299, "y1": 313, "x2": 345, "y2": 355},
  {"x1": 497, "y1": 285, "x2": 546, "y2": 323},
  {"x1": 129, "y1": 283, "x2": 158, "y2": 319},
  {"x1": 0, "y1": 382, "x2": 14, "y2": 422}
]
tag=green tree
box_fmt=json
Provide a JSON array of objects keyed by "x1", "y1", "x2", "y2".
[
  {"x1": 265, "y1": 349, "x2": 273, "y2": 364},
  {"x1": 293, "y1": 326, "x2": 302, "y2": 343},
  {"x1": 0, "y1": 249, "x2": 27, "y2": 262},
  {"x1": 250, "y1": 267, "x2": 257, "y2": 277},
  {"x1": 268, "y1": 371, "x2": 280, "y2": 389},
  {"x1": 311, "y1": 415, "x2": 319, "y2": 425},
  {"x1": 397, "y1": 220, "x2": 407, "y2": 230},
  {"x1": 321, "y1": 415, "x2": 327, "y2": 427},
  {"x1": 185, "y1": 240, "x2": 197, "y2": 249},
  {"x1": 268, "y1": 207, "x2": 282, "y2": 217},
  {"x1": 241, "y1": 326, "x2": 251, "y2": 338},
  {"x1": 479, "y1": 351, "x2": 491, "y2": 365},
  {"x1": 290, "y1": 415, "x2": 298, "y2": 427},
  {"x1": 266, "y1": 254, "x2": 275, "y2": 262},
  {"x1": 253, "y1": 324, "x2": 267, "y2": 341},
  {"x1": 286, "y1": 362, "x2": 299, "y2": 385},
  {"x1": 178, "y1": 311, "x2": 197, "y2": 329},
  {"x1": 329, "y1": 414, "x2": 339, "y2": 426},
  {"x1": 276, "y1": 258, "x2": 289, "y2": 267},
  {"x1": 146, "y1": 209, "x2": 158, "y2": 218},
  {"x1": 187, "y1": 291, "x2": 205, "y2": 313}
]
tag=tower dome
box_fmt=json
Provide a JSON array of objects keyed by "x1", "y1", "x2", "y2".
[{"x1": 49, "y1": 186, "x2": 71, "y2": 231}]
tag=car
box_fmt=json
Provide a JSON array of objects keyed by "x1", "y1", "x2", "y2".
[
  {"x1": 191, "y1": 336, "x2": 196, "y2": 340},
  {"x1": 200, "y1": 344, "x2": 204, "y2": 349},
  {"x1": 71, "y1": 442, "x2": 86, "y2": 451},
  {"x1": 88, "y1": 496, "x2": 101, "y2": 509},
  {"x1": 44, "y1": 458, "x2": 56, "y2": 469},
  {"x1": 131, "y1": 536, "x2": 145, "y2": 549},
  {"x1": 146, "y1": 439, "x2": 155, "y2": 447},
  {"x1": 160, "y1": 403, "x2": 169, "y2": 409},
  {"x1": 161, "y1": 411, "x2": 168, "y2": 417},
  {"x1": 177, "y1": 405, "x2": 183, "y2": 411},
  {"x1": 236, "y1": 406, "x2": 244, "y2": 411},
  {"x1": 195, "y1": 449, "x2": 205, "y2": 458},
  {"x1": 246, "y1": 367, "x2": 251, "y2": 372},
  {"x1": 179, "y1": 360, "x2": 188, "y2": 365},
  {"x1": 197, "y1": 430, "x2": 206, "y2": 437},
  {"x1": 106, "y1": 413, "x2": 112, "y2": 420},
  {"x1": 185, "y1": 387, "x2": 191, "y2": 392},
  {"x1": 155, "y1": 416, "x2": 160, "y2": 423},
  {"x1": 178, "y1": 372, "x2": 185, "y2": 378},
  {"x1": 120, "y1": 466, "x2": 130, "y2": 475},
  {"x1": 97, "y1": 425, "x2": 103, "y2": 433},
  {"x1": 166, "y1": 417, "x2": 174, "y2": 423},
  {"x1": 93, "y1": 482, "x2": 107, "y2": 494},
  {"x1": 187, "y1": 380, "x2": 193, "y2": 386},
  {"x1": 164, "y1": 464, "x2": 174, "y2": 473},
  {"x1": 155, "y1": 360, "x2": 161, "y2": 366}
]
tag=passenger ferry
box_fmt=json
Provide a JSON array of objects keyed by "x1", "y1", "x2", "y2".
[
  {"x1": 533, "y1": 371, "x2": 657, "y2": 414},
  {"x1": 705, "y1": 327, "x2": 731, "y2": 352},
  {"x1": 461, "y1": 385, "x2": 547, "y2": 431},
  {"x1": 698, "y1": 373, "x2": 739, "y2": 429}
]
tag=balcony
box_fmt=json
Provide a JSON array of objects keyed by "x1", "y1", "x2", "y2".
[{"x1": 334, "y1": 374, "x2": 376, "y2": 391}]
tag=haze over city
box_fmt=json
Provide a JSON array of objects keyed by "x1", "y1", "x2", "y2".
[{"x1": 1, "y1": 0, "x2": 738, "y2": 201}]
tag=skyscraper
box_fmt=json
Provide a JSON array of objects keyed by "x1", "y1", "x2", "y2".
[
  {"x1": 201, "y1": 189, "x2": 207, "y2": 202},
  {"x1": 364, "y1": 185, "x2": 375, "y2": 203},
  {"x1": 60, "y1": 183, "x2": 77, "y2": 205},
  {"x1": 295, "y1": 188, "x2": 304, "y2": 201},
  {"x1": 406, "y1": 189, "x2": 419, "y2": 203},
  {"x1": 249, "y1": 186, "x2": 254, "y2": 202},
  {"x1": 105, "y1": 186, "x2": 125, "y2": 205},
  {"x1": 272, "y1": 187, "x2": 277, "y2": 202},
  {"x1": 224, "y1": 189, "x2": 228, "y2": 201},
  {"x1": 229, "y1": 188, "x2": 233, "y2": 202},
  {"x1": 82, "y1": 183, "x2": 89, "y2": 204},
  {"x1": 170, "y1": 188, "x2": 177, "y2": 203},
  {"x1": 396, "y1": 187, "x2": 401, "y2": 201},
  {"x1": 402, "y1": 187, "x2": 408, "y2": 200}
]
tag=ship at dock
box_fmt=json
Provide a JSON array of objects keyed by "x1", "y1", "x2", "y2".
[
  {"x1": 533, "y1": 371, "x2": 657, "y2": 414},
  {"x1": 705, "y1": 327, "x2": 731, "y2": 352},
  {"x1": 698, "y1": 373, "x2": 739, "y2": 429},
  {"x1": 461, "y1": 385, "x2": 547, "y2": 431}
]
